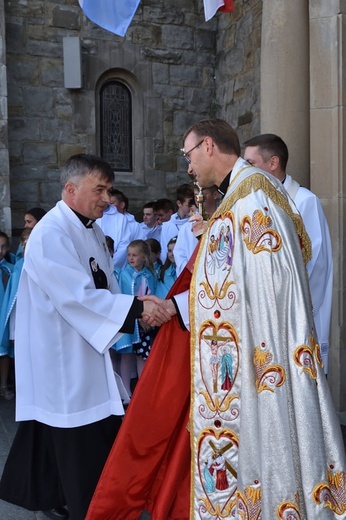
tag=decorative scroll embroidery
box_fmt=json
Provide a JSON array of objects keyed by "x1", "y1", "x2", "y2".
[
  {"x1": 253, "y1": 342, "x2": 286, "y2": 393},
  {"x1": 197, "y1": 428, "x2": 238, "y2": 518},
  {"x1": 313, "y1": 469, "x2": 346, "y2": 515},
  {"x1": 211, "y1": 173, "x2": 312, "y2": 266},
  {"x1": 277, "y1": 500, "x2": 302, "y2": 519},
  {"x1": 241, "y1": 209, "x2": 282, "y2": 254},
  {"x1": 293, "y1": 335, "x2": 318, "y2": 380},
  {"x1": 235, "y1": 483, "x2": 262, "y2": 520}
]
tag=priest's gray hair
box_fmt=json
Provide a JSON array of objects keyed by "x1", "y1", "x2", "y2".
[{"x1": 60, "y1": 154, "x2": 115, "y2": 189}]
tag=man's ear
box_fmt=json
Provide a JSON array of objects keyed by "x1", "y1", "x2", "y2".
[
  {"x1": 269, "y1": 155, "x2": 280, "y2": 172},
  {"x1": 204, "y1": 136, "x2": 214, "y2": 155},
  {"x1": 65, "y1": 182, "x2": 76, "y2": 196}
]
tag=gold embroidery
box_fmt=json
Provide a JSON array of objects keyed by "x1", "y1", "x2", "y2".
[
  {"x1": 276, "y1": 500, "x2": 301, "y2": 519},
  {"x1": 199, "y1": 392, "x2": 239, "y2": 413},
  {"x1": 313, "y1": 470, "x2": 346, "y2": 515},
  {"x1": 293, "y1": 344, "x2": 317, "y2": 380},
  {"x1": 236, "y1": 484, "x2": 262, "y2": 520},
  {"x1": 200, "y1": 280, "x2": 235, "y2": 301},
  {"x1": 212, "y1": 173, "x2": 312, "y2": 266},
  {"x1": 253, "y1": 344, "x2": 286, "y2": 393},
  {"x1": 242, "y1": 209, "x2": 282, "y2": 254}
]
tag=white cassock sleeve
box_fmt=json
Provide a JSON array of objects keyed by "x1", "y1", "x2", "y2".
[{"x1": 173, "y1": 289, "x2": 190, "y2": 331}]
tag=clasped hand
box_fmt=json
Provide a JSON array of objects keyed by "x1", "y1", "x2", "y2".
[{"x1": 138, "y1": 295, "x2": 177, "y2": 327}]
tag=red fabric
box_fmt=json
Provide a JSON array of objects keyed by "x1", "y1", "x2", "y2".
[
  {"x1": 219, "y1": 0, "x2": 234, "y2": 13},
  {"x1": 86, "y1": 268, "x2": 192, "y2": 520}
]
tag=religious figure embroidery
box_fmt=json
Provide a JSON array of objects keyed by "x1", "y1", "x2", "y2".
[
  {"x1": 89, "y1": 257, "x2": 108, "y2": 289},
  {"x1": 200, "y1": 322, "x2": 238, "y2": 399},
  {"x1": 199, "y1": 213, "x2": 236, "y2": 311},
  {"x1": 198, "y1": 429, "x2": 238, "y2": 516}
]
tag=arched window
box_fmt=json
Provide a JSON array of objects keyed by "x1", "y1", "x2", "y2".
[{"x1": 100, "y1": 80, "x2": 132, "y2": 171}]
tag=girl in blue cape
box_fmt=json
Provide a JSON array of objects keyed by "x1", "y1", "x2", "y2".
[
  {"x1": 0, "y1": 230, "x2": 23, "y2": 399},
  {"x1": 155, "y1": 236, "x2": 177, "y2": 298},
  {"x1": 114, "y1": 240, "x2": 157, "y2": 398}
]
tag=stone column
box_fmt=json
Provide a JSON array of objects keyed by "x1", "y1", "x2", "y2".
[
  {"x1": 260, "y1": 0, "x2": 310, "y2": 187},
  {"x1": 310, "y1": 1, "x2": 346, "y2": 411},
  {"x1": 0, "y1": 0, "x2": 11, "y2": 236}
]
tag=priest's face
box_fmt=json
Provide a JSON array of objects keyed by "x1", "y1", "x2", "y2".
[
  {"x1": 68, "y1": 171, "x2": 113, "y2": 220},
  {"x1": 183, "y1": 132, "x2": 210, "y2": 188}
]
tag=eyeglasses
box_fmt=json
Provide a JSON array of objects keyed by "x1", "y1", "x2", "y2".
[{"x1": 181, "y1": 139, "x2": 204, "y2": 164}]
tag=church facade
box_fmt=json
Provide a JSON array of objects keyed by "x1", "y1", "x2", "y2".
[{"x1": 0, "y1": 0, "x2": 345, "y2": 411}]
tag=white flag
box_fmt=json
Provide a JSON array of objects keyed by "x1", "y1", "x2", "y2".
[
  {"x1": 203, "y1": 0, "x2": 225, "y2": 21},
  {"x1": 79, "y1": 0, "x2": 141, "y2": 37}
]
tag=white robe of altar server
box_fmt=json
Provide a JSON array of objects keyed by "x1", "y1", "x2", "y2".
[
  {"x1": 160, "y1": 212, "x2": 189, "y2": 262},
  {"x1": 284, "y1": 174, "x2": 333, "y2": 373},
  {"x1": 97, "y1": 205, "x2": 132, "y2": 269},
  {"x1": 15, "y1": 201, "x2": 134, "y2": 428},
  {"x1": 174, "y1": 220, "x2": 198, "y2": 276}
]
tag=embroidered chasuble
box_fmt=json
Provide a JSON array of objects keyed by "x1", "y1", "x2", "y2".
[{"x1": 87, "y1": 158, "x2": 346, "y2": 520}]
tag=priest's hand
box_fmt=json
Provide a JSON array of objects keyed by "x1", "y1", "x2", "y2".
[
  {"x1": 189, "y1": 212, "x2": 208, "y2": 237},
  {"x1": 139, "y1": 296, "x2": 176, "y2": 326}
]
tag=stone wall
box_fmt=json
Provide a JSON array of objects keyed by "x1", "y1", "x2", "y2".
[
  {"x1": 0, "y1": 0, "x2": 11, "y2": 236},
  {"x1": 216, "y1": 0, "x2": 262, "y2": 146},
  {"x1": 4, "y1": 0, "x2": 261, "y2": 228}
]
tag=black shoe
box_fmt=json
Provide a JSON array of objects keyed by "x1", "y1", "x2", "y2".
[{"x1": 42, "y1": 507, "x2": 69, "y2": 519}]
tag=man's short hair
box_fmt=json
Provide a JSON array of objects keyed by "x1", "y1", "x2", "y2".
[
  {"x1": 153, "y1": 198, "x2": 175, "y2": 213},
  {"x1": 61, "y1": 154, "x2": 114, "y2": 189},
  {"x1": 143, "y1": 201, "x2": 156, "y2": 210},
  {"x1": 176, "y1": 183, "x2": 195, "y2": 204},
  {"x1": 110, "y1": 189, "x2": 129, "y2": 211},
  {"x1": 243, "y1": 134, "x2": 289, "y2": 171},
  {"x1": 183, "y1": 119, "x2": 241, "y2": 156}
]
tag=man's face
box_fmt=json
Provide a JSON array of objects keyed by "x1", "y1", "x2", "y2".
[
  {"x1": 178, "y1": 198, "x2": 193, "y2": 218},
  {"x1": 156, "y1": 209, "x2": 172, "y2": 224},
  {"x1": 143, "y1": 207, "x2": 156, "y2": 228},
  {"x1": 111, "y1": 196, "x2": 125, "y2": 214},
  {"x1": 244, "y1": 146, "x2": 270, "y2": 173},
  {"x1": 183, "y1": 132, "x2": 211, "y2": 188},
  {"x1": 68, "y1": 172, "x2": 112, "y2": 220}
]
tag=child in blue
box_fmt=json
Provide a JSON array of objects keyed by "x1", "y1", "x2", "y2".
[
  {"x1": 155, "y1": 236, "x2": 177, "y2": 298},
  {"x1": 0, "y1": 231, "x2": 16, "y2": 400},
  {"x1": 114, "y1": 240, "x2": 157, "y2": 398},
  {"x1": 145, "y1": 238, "x2": 162, "y2": 279}
]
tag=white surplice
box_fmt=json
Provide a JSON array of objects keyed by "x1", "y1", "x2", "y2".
[{"x1": 15, "y1": 200, "x2": 134, "y2": 428}]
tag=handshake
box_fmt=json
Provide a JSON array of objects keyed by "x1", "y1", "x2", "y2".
[{"x1": 139, "y1": 296, "x2": 177, "y2": 327}]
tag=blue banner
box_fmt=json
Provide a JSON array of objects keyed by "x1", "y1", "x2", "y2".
[{"x1": 79, "y1": 0, "x2": 141, "y2": 37}]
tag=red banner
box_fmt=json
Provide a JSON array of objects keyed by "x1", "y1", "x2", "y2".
[{"x1": 219, "y1": 0, "x2": 234, "y2": 13}]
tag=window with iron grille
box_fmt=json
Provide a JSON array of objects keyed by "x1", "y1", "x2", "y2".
[{"x1": 100, "y1": 81, "x2": 132, "y2": 171}]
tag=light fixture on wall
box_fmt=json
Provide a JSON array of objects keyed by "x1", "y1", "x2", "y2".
[{"x1": 63, "y1": 37, "x2": 82, "y2": 89}]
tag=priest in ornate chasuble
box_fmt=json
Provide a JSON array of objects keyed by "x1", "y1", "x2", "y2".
[{"x1": 87, "y1": 120, "x2": 346, "y2": 520}]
